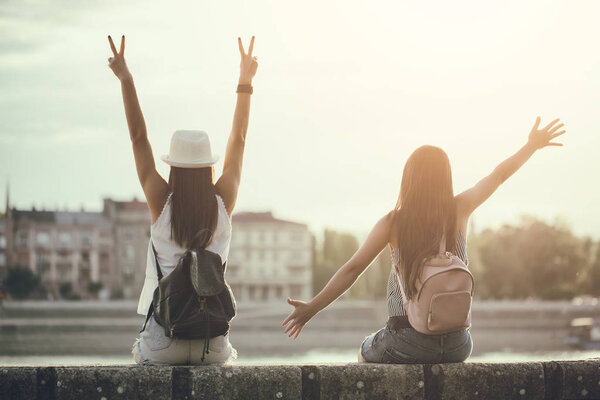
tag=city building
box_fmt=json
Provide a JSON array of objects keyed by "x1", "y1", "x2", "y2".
[
  {"x1": 2, "y1": 185, "x2": 314, "y2": 302},
  {"x1": 0, "y1": 188, "x2": 13, "y2": 280},
  {"x1": 9, "y1": 207, "x2": 113, "y2": 299},
  {"x1": 102, "y1": 198, "x2": 151, "y2": 299},
  {"x1": 228, "y1": 212, "x2": 313, "y2": 302}
]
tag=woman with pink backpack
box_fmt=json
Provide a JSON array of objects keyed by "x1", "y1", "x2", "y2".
[{"x1": 282, "y1": 117, "x2": 566, "y2": 363}]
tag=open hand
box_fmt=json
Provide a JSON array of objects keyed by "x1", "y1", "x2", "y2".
[
  {"x1": 527, "y1": 117, "x2": 566, "y2": 150},
  {"x1": 281, "y1": 297, "x2": 316, "y2": 340},
  {"x1": 107, "y1": 35, "x2": 132, "y2": 81},
  {"x1": 238, "y1": 36, "x2": 258, "y2": 85}
]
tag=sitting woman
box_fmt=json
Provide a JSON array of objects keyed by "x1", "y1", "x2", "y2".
[
  {"x1": 282, "y1": 117, "x2": 566, "y2": 363},
  {"x1": 106, "y1": 34, "x2": 258, "y2": 364}
]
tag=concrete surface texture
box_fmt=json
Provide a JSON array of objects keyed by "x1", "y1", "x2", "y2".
[{"x1": 1, "y1": 360, "x2": 599, "y2": 399}]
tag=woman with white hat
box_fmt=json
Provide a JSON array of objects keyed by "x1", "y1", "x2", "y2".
[{"x1": 107, "y1": 35, "x2": 258, "y2": 364}]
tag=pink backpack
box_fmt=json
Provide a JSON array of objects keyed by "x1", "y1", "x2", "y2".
[{"x1": 396, "y1": 241, "x2": 474, "y2": 335}]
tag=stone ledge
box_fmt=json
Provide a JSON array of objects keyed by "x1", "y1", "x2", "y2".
[{"x1": 0, "y1": 360, "x2": 598, "y2": 400}]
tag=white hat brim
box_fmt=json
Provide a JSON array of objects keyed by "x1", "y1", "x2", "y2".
[{"x1": 161, "y1": 154, "x2": 219, "y2": 168}]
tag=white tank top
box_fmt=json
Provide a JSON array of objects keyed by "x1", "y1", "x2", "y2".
[{"x1": 136, "y1": 193, "x2": 232, "y2": 315}]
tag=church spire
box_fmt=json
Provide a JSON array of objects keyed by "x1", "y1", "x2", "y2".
[{"x1": 5, "y1": 180, "x2": 10, "y2": 217}]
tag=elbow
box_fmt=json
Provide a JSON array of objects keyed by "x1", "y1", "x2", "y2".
[{"x1": 131, "y1": 131, "x2": 148, "y2": 145}]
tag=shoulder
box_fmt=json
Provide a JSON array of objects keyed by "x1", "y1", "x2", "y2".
[{"x1": 372, "y1": 210, "x2": 396, "y2": 242}]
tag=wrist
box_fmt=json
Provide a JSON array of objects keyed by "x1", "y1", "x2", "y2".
[
  {"x1": 238, "y1": 77, "x2": 253, "y2": 85},
  {"x1": 120, "y1": 73, "x2": 133, "y2": 83},
  {"x1": 307, "y1": 300, "x2": 321, "y2": 315},
  {"x1": 523, "y1": 141, "x2": 538, "y2": 153}
]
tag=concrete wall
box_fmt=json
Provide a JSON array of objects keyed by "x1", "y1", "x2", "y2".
[{"x1": 1, "y1": 360, "x2": 599, "y2": 400}]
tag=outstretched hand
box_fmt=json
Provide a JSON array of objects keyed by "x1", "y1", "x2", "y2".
[
  {"x1": 107, "y1": 35, "x2": 132, "y2": 81},
  {"x1": 238, "y1": 36, "x2": 258, "y2": 85},
  {"x1": 281, "y1": 297, "x2": 316, "y2": 340},
  {"x1": 527, "y1": 117, "x2": 566, "y2": 150}
]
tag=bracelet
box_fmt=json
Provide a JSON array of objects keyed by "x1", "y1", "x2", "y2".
[{"x1": 236, "y1": 84, "x2": 253, "y2": 94}]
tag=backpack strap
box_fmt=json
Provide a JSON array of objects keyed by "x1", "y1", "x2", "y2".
[{"x1": 140, "y1": 242, "x2": 162, "y2": 333}]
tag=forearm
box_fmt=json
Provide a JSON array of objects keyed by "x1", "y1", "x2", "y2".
[
  {"x1": 493, "y1": 142, "x2": 536, "y2": 183},
  {"x1": 230, "y1": 86, "x2": 252, "y2": 143},
  {"x1": 309, "y1": 264, "x2": 361, "y2": 313},
  {"x1": 120, "y1": 77, "x2": 148, "y2": 143}
]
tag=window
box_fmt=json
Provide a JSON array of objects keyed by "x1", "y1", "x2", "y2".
[
  {"x1": 37, "y1": 252, "x2": 50, "y2": 266},
  {"x1": 123, "y1": 266, "x2": 134, "y2": 283},
  {"x1": 0, "y1": 253, "x2": 6, "y2": 266},
  {"x1": 124, "y1": 244, "x2": 135, "y2": 260},
  {"x1": 39, "y1": 263, "x2": 52, "y2": 282},
  {"x1": 36, "y1": 232, "x2": 50, "y2": 247},
  {"x1": 0, "y1": 235, "x2": 6, "y2": 248},
  {"x1": 57, "y1": 263, "x2": 72, "y2": 282},
  {"x1": 58, "y1": 232, "x2": 71, "y2": 247},
  {"x1": 81, "y1": 233, "x2": 92, "y2": 246},
  {"x1": 17, "y1": 232, "x2": 28, "y2": 247},
  {"x1": 290, "y1": 284, "x2": 303, "y2": 298}
]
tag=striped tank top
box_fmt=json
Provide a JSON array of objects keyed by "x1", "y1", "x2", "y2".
[{"x1": 386, "y1": 230, "x2": 469, "y2": 317}]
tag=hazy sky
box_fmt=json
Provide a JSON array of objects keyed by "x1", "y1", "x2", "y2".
[{"x1": 1, "y1": 0, "x2": 599, "y2": 238}]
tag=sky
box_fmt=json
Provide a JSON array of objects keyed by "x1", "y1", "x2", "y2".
[{"x1": 1, "y1": 0, "x2": 599, "y2": 238}]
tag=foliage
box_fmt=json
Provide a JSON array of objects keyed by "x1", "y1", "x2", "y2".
[
  {"x1": 312, "y1": 229, "x2": 359, "y2": 295},
  {"x1": 59, "y1": 282, "x2": 81, "y2": 300},
  {"x1": 312, "y1": 216, "x2": 599, "y2": 301},
  {"x1": 312, "y1": 229, "x2": 392, "y2": 299},
  {"x1": 472, "y1": 217, "x2": 595, "y2": 300},
  {"x1": 87, "y1": 281, "x2": 103, "y2": 297},
  {"x1": 4, "y1": 267, "x2": 41, "y2": 299}
]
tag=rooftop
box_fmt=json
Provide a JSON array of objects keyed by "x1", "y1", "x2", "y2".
[{"x1": 232, "y1": 211, "x2": 307, "y2": 227}]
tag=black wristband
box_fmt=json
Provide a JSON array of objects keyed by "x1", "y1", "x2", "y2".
[{"x1": 236, "y1": 84, "x2": 253, "y2": 94}]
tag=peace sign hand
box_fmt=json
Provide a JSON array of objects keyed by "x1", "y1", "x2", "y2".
[
  {"x1": 527, "y1": 117, "x2": 567, "y2": 150},
  {"x1": 107, "y1": 35, "x2": 132, "y2": 82},
  {"x1": 238, "y1": 36, "x2": 258, "y2": 85}
]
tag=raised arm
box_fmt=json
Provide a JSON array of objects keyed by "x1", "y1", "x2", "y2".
[
  {"x1": 456, "y1": 117, "x2": 566, "y2": 218},
  {"x1": 107, "y1": 35, "x2": 168, "y2": 222},
  {"x1": 215, "y1": 36, "x2": 258, "y2": 215},
  {"x1": 282, "y1": 213, "x2": 394, "y2": 339}
]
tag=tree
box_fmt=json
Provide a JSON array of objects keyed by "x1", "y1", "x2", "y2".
[
  {"x1": 474, "y1": 217, "x2": 591, "y2": 300},
  {"x1": 313, "y1": 229, "x2": 359, "y2": 295},
  {"x1": 87, "y1": 281, "x2": 103, "y2": 298},
  {"x1": 4, "y1": 267, "x2": 41, "y2": 299}
]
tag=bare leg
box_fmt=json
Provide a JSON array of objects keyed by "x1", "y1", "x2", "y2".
[{"x1": 357, "y1": 348, "x2": 366, "y2": 363}]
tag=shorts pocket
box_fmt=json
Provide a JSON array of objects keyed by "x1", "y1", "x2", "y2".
[{"x1": 381, "y1": 348, "x2": 418, "y2": 364}]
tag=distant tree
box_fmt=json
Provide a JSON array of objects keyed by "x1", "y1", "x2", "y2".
[
  {"x1": 58, "y1": 282, "x2": 80, "y2": 300},
  {"x1": 350, "y1": 247, "x2": 391, "y2": 299},
  {"x1": 582, "y1": 242, "x2": 600, "y2": 296},
  {"x1": 87, "y1": 282, "x2": 103, "y2": 298},
  {"x1": 313, "y1": 229, "x2": 359, "y2": 295},
  {"x1": 4, "y1": 267, "x2": 41, "y2": 299},
  {"x1": 475, "y1": 217, "x2": 591, "y2": 300}
]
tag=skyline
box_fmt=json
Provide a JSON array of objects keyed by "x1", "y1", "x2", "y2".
[{"x1": 1, "y1": 0, "x2": 600, "y2": 238}]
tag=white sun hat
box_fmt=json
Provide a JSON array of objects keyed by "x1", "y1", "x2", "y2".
[{"x1": 161, "y1": 130, "x2": 219, "y2": 168}]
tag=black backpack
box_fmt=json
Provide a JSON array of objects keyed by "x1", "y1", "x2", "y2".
[{"x1": 141, "y1": 243, "x2": 236, "y2": 361}]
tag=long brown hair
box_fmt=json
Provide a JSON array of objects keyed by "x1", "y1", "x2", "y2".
[
  {"x1": 393, "y1": 145, "x2": 457, "y2": 299},
  {"x1": 168, "y1": 167, "x2": 218, "y2": 249}
]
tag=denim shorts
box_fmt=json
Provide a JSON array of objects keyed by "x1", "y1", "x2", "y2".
[{"x1": 361, "y1": 325, "x2": 472, "y2": 364}]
